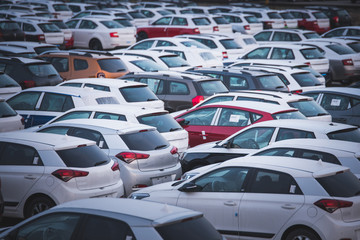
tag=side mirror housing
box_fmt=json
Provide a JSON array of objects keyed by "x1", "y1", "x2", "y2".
[{"x1": 178, "y1": 182, "x2": 202, "y2": 192}]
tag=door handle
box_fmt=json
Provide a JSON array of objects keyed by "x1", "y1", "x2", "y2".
[
  {"x1": 281, "y1": 204, "x2": 296, "y2": 210},
  {"x1": 24, "y1": 175, "x2": 36, "y2": 180},
  {"x1": 224, "y1": 201, "x2": 236, "y2": 206}
]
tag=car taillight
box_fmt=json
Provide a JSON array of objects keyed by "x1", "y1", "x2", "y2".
[
  {"x1": 52, "y1": 169, "x2": 89, "y2": 182},
  {"x1": 213, "y1": 26, "x2": 219, "y2": 32},
  {"x1": 222, "y1": 51, "x2": 228, "y2": 59},
  {"x1": 111, "y1": 162, "x2": 120, "y2": 171},
  {"x1": 304, "y1": 62, "x2": 311, "y2": 66},
  {"x1": 244, "y1": 25, "x2": 250, "y2": 30},
  {"x1": 192, "y1": 95, "x2": 204, "y2": 106},
  {"x1": 170, "y1": 146, "x2": 178, "y2": 155},
  {"x1": 313, "y1": 21, "x2": 318, "y2": 25},
  {"x1": 264, "y1": 21, "x2": 273, "y2": 29},
  {"x1": 20, "y1": 116, "x2": 25, "y2": 126},
  {"x1": 116, "y1": 152, "x2": 149, "y2": 164},
  {"x1": 314, "y1": 199, "x2": 353, "y2": 213},
  {"x1": 23, "y1": 80, "x2": 35, "y2": 89},
  {"x1": 38, "y1": 34, "x2": 45, "y2": 42},
  {"x1": 342, "y1": 59, "x2": 354, "y2": 66},
  {"x1": 193, "y1": 28, "x2": 200, "y2": 33},
  {"x1": 333, "y1": 16, "x2": 339, "y2": 23},
  {"x1": 291, "y1": 89, "x2": 303, "y2": 94},
  {"x1": 110, "y1": 32, "x2": 119, "y2": 38}
]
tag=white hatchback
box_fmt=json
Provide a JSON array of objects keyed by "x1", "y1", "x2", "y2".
[
  {"x1": 0, "y1": 131, "x2": 124, "y2": 219},
  {"x1": 0, "y1": 98, "x2": 24, "y2": 132}
]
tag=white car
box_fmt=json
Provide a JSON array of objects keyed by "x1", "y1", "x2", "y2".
[
  {"x1": 0, "y1": 198, "x2": 223, "y2": 240},
  {"x1": 278, "y1": 10, "x2": 298, "y2": 28},
  {"x1": 36, "y1": 119, "x2": 182, "y2": 196},
  {"x1": 234, "y1": 8, "x2": 286, "y2": 29},
  {"x1": 221, "y1": 13, "x2": 263, "y2": 35},
  {"x1": 254, "y1": 29, "x2": 321, "y2": 43},
  {"x1": 57, "y1": 78, "x2": 164, "y2": 110},
  {"x1": 40, "y1": 104, "x2": 189, "y2": 153},
  {"x1": 250, "y1": 138, "x2": 360, "y2": 178},
  {"x1": 207, "y1": 15, "x2": 233, "y2": 34},
  {"x1": 117, "y1": 55, "x2": 168, "y2": 72},
  {"x1": 127, "y1": 36, "x2": 211, "y2": 50},
  {"x1": 6, "y1": 86, "x2": 120, "y2": 128},
  {"x1": 130, "y1": 155, "x2": 360, "y2": 240},
  {"x1": 0, "y1": 98, "x2": 24, "y2": 132},
  {"x1": 235, "y1": 44, "x2": 330, "y2": 75},
  {"x1": 66, "y1": 2, "x2": 98, "y2": 13},
  {"x1": 23, "y1": 0, "x2": 73, "y2": 20},
  {"x1": 0, "y1": 131, "x2": 124, "y2": 218},
  {"x1": 173, "y1": 90, "x2": 332, "y2": 122},
  {"x1": 150, "y1": 46, "x2": 223, "y2": 68},
  {"x1": 137, "y1": 8, "x2": 173, "y2": 23},
  {"x1": 65, "y1": 17, "x2": 136, "y2": 50},
  {"x1": 0, "y1": 73, "x2": 21, "y2": 99}
]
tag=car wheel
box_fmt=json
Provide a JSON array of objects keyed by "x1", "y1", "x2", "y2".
[
  {"x1": 137, "y1": 32, "x2": 148, "y2": 41},
  {"x1": 24, "y1": 196, "x2": 55, "y2": 218},
  {"x1": 285, "y1": 228, "x2": 320, "y2": 240},
  {"x1": 89, "y1": 39, "x2": 103, "y2": 50}
]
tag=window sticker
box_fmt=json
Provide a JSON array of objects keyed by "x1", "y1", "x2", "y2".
[
  {"x1": 229, "y1": 114, "x2": 241, "y2": 122},
  {"x1": 290, "y1": 185, "x2": 296, "y2": 193},
  {"x1": 331, "y1": 99, "x2": 341, "y2": 106}
]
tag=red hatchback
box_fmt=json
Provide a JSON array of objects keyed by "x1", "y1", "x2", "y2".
[
  {"x1": 136, "y1": 14, "x2": 214, "y2": 41},
  {"x1": 289, "y1": 10, "x2": 330, "y2": 34},
  {"x1": 175, "y1": 101, "x2": 306, "y2": 147}
]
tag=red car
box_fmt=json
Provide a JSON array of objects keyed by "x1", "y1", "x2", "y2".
[
  {"x1": 136, "y1": 14, "x2": 215, "y2": 41},
  {"x1": 289, "y1": 10, "x2": 330, "y2": 34},
  {"x1": 175, "y1": 101, "x2": 306, "y2": 147}
]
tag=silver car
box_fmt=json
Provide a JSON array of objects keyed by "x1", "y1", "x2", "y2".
[{"x1": 36, "y1": 119, "x2": 182, "y2": 196}]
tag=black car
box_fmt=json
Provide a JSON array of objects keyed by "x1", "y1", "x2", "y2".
[
  {"x1": 305, "y1": 6, "x2": 352, "y2": 28},
  {"x1": 187, "y1": 67, "x2": 289, "y2": 93},
  {"x1": 120, "y1": 71, "x2": 229, "y2": 112},
  {"x1": 0, "y1": 57, "x2": 62, "y2": 89},
  {"x1": 0, "y1": 19, "x2": 25, "y2": 41},
  {"x1": 0, "y1": 45, "x2": 37, "y2": 58}
]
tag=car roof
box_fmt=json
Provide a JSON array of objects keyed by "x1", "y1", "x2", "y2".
[
  {"x1": 113, "y1": 49, "x2": 179, "y2": 58},
  {"x1": 193, "y1": 67, "x2": 278, "y2": 77},
  {"x1": 303, "y1": 87, "x2": 360, "y2": 96},
  {"x1": 0, "y1": 131, "x2": 96, "y2": 150},
  {"x1": 61, "y1": 78, "x2": 147, "y2": 88},
  {"x1": 239, "y1": 65, "x2": 308, "y2": 74},
  {"x1": 0, "y1": 56, "x2": 46, "y2": 64},
  {"x1": 255, "y1": 44, "x2": 316, "y2": 50},
  {"x1": 18, "y1": 86, "x2": 117, "y2": 97},
  {"x1": 125, "y1": 70, "x2": 219, "y2": 81},
  {"x1": 0, "y1": 41, "x2": 56, "y2": 48},
  {"x1": 0, "y1": 45, "x2": 35, "y2": 54},
  {"x1": 259, "y1": 29, "x2": 317, "y2": 34}
]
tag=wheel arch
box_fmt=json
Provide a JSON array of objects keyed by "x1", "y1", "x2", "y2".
[
  {"x1": 281, "y1": 224, "x2": 322, "y2": 240},
  {"x1": 23, "y1": 193, "x2": 56, "y2": 218}
]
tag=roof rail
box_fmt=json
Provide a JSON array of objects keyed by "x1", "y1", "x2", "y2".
[{"x1": 73, "y1": 49, "x2": 114, "y2": 56}]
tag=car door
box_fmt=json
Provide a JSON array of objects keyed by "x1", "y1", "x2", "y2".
[
  {"x1": 65, "y1": 19, "x2": 80, "y2": 47},
  {"x1": 177, "y1": 167, "x2": 251, "y2": 240},
  {"x1": 162, "y1": 80, "x2": 193, "y2": 112},
  {"x1": 77, "y1": 19, "x2": 98, "y2": 48},
  {"x1": 137, "y1": 77, "x2": 167, "y2": 107},
  {"x1": 0, "y1": 142, "x2": 45, "y2": 213},
  {"x1": 239, "y1": 168, "x2": 304, "y2": 239},
  {"x1": 167, "y1": 17, "x2": 188, "y2": 37},
  {"x1": 149, "y1": 16, "x2": 172, "y2": 38},
  {"x1": 178, "y1": 107, "x2": 218, "y2": 147}
]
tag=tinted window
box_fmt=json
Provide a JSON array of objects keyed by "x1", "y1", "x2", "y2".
[
  {"x1": 27, "y1": 63, "x2": 59, "y2": 77},
  {"x1": 213, "y1": 16, "x2": 228, "y2": 24},
  {"x1": 79, "y1": 20, "x2": 97, "y2": 29},
  {"x1": 272, "y1": 111, "x2": 306, "y2": 120},
  {"x1": 138, "y1": 113, "x2": 182, "y2": 133},
  {"x1": 198, "y1": 80, "x2": 228, "y2": 95},
  {"x1": 100, "y1": 20, "x2": 123, "y2": 29},
  {"x1": 303, "y1": 32, "x2": 320, "y2": 39},
  {"x1": 7, "y1": 91, "x2": 41, "y2": 110},
  {"x1": 231, "y1": 127, "x2": 275, "y2": 149},
  {"x1": 276, "y1": 128, "x2": 316, "y2": 141},
  {"x1": 0, "y1": 21, "x2": 21, "y2": 30},
  {"x1": 39, "y1": 93, "x2": 74, "y2": 112},
  {"x1": 316, "y1": 171, "x2": 360, "y2": 197},
  {"x1": 130, "y1": 40, "x2": 155, "y2": 50},
  {"x1": 172, "y1": 17, "x2": 188, "y2": 26},
  {"x1": 159, "y1": 55, "x2": 190, "y2": 68},
  {"x1": 327, "y1": 128, "x2": 360, "y2": 143},
  {"x1": 0, "y1": 73, "x2": 19, "y2": 88},
  {"x1": 270, "y1": 48, "x2": 294, "y2": 59},
  {"x1": 48, "y1": 57, "x2": 69, "y2": 72},
  {"x1": 288, "y1": 100, "x2": 328, "y2": 117},
  {"x1": 192, "y1": 17, "x2": 211, "y2": 25},
  {"x1": 114, "y1": 19, "x2": 133, "y2": 27},
  {"x1": 348, "y1": 42, "x2": 360, "y2": 53},
  {"x1": 74, "y1": 59, "x2": 88, "y2": 71},
  {"x1": 94, "y1": 112, "x2": 126, "y2": 121},
  {"x1": 130, "y1": 59, "x2": 167, "y2": 71},
  {"x1": 313, "y1": 12, "x2": 328, "y2": 19},
  {"x1": 153, "y1": 17, "x2": 172, "y2": 25},
  {"x1": 38, "y1": 23, "x2": 61, "y2": 33},
  {"x1": 320, "y1": 93, "x2": 351, "y2": 111},
  {"x1": 280, "y1": 12, "x2": 295, "y2": 19},
  {"x1": 34, "y1": 46, "x2": 59, "y2": 55},
  {"x1": 229, "y1": 76, "x2": 249, "y2": 90},
  {"x1": 0, "y1": 142, "x2": 41, "y2": 166},
  {"x1": 256, "y1": 75, "x2": 287, "y2": 91},
  {"x1": 84, "y1": 84, "x2": 110, "y2": 92},
  {"x1": 218, "y1": 108, "x2": 251, "y2": 127},
  {"x1": 244, "y1": 15, "x2": 260, "y2": 23},
  {"x1": 300, "y1": 48, "x2": 324, "y2": 59},
  {"x1": 291, "y1": 72, "x2": 322, "y2": 87},
  {"x1": 219, "y1": 39, "x2": 242, "y2": 49},
  {"x1": 95, "y1": 97, "x2": 119, "y2": 104},
  {"x1": 120, "y1": 129, "x2": 169, "y2": 151},
  {"x1": 57, "y1": 145, "x2": 110, "y2": 167},
  {"x1": 267, "y1": 12, "x2": 282, "y2": 19},
  {"x1": 169, "y1": 81, "x2": 189, "y2": 95},
  {"x1": 0, "y1": 101, "x2": 17, "y2": 117},
  {"x1": 254, "y1": 32, "x2": 271, "y2": 41},
  {"x1": 245, "y1": 47, "x2": 271, "y2": 59},
  {"x1": 181, "y1": 107, "x2": 217, "y2": 126},
  {"x1": 97, "y1": 59, "x2": 127, "y2": 73},
  {"x1": 326, "y1": 44, "x2": 355, "y2": 55},
  {"x1": 198, "y1": 96, "x2": 234, "y2": 107},
  {"x1": 53, "y1": 111, "x2": 92, "y2": 123},
  {"x1": 120, "y1": 86, "x2": 159, "y2": 102}
]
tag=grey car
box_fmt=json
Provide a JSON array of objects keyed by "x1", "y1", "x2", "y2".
[{"x1": 302, "y1": 87, "x2": 360, "y2": 127}]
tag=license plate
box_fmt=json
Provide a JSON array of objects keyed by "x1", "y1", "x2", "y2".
[
  {"x1": 126, "y1": 41, "x2": 131, "y2": 44},
  {"x1": 151, "y1": 175, "x2": 172, "y2": 185}
]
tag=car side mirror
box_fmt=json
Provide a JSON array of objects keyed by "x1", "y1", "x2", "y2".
[
  {"x1": 176, "y1": 118, "x2": 187, "y2": 126},
  {"x1": 178, "y1": 182, "x2": 202, "y2": 192}
]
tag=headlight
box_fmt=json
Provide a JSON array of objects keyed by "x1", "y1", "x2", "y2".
[{"x1": 128, "y1": 193, "x2": 150, "y2": 200}]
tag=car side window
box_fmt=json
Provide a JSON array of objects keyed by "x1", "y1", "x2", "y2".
[
  {"x1": 229, "y1": 76, "x2": 249, "y2": 90},
  {"x1": 302, "y1": 92, "x2": 320, "y2": 101},
  {"x1": 39, "y1": 93, "x2": 75, "y2": 112},
  {"x1": 12, "y1": 213, "x2": 81, "y2": 240},
  {"x1": 54, "y1": 111, "x2": 92, "y2": 122},
  {"x1": 0, "y1": 142, "x2": 42, "y2": 166},
  {"x1": 276, "y1": 128, "x2": 316, "y2": 141},
  {"x1": 156, "y1": 40, "x2": 176, "y2": 47},
  {"x1": 169, "y1": 81, "x2": 189, "y2": 95},
  {"x1": 79, "y1": 20, "x2": 97, "y2": 29},
  {"x1": 23, "y1": 23, "x2": 36, "y2": 32},
  {"x1": 79, "y1": 215, "x2": 135, "y2": 240},
  {"x1": 141, "y1": 10, "x2": 154, "y2": 18},
  {"x1": 65, "y1": 20, "x2": 79, "y2": 29},
  {"x1": 181, "y1": 107, "x2": 217, "y2": 126},
  {"x1": 7, "y1": 91, "x2": 41, "y2": 110},
  {"x1": 204, "y1": 73, "x2": 224, "y2": 81},
  {"x1": 69, "y1": 128, "x2": 108, "y2": 149},
  {"x1": 198, "y1": 96, "x2": 234, "y2": 107},
  {"x1": 153, "y1": 16, "x2": 172, "y2": 25},
  {"x1": 74, "y1": 59, "x2": 89, "y2": 71},
  {"x1": 193, "y1": 167, "x2": 250, "y2": 192},
  {"x1": 254, "y1": 31, "x2": 271, "y2": 41},
  {"x1": 249, "y1": 169, "x2": 302, "y2": 194},
  {"x1": 49, "y1": 57, "x2": 69, "y2": 72},
  {"x1": 270, "y1": 48, "x2": 294, "y2": 59},
  {"x1": 130, "y1": 40, "x2": 155, "y2": 50},
  {"x1": 139, "y1": 78, "x2": 164, "y2": 94},
  {"x1": 217, "y1": 108, "x2": 250, "y2": 127},
  {"x1": 84, "y1": 83, "x2": 110, "y2": 92},
  {"x1": 347, "y1": 29, "x2": 360, "y2": 36},
  {"x1": 231, "y1": 127, "x2": 275, "y2": 149},
  {"x1": 172, "y1": 17, "x2": 188, "y2": 26},
  {"x1": 245, "y1": 47, "x2": 271, "y2": 59},
  {"x1": 94, "y1": 112, "x2": 126, "y2": 121},
  {"x1": 320, "y1": 93, "x2": 351, "y2": 111}
]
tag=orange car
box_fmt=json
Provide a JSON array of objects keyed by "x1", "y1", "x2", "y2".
[{"x1": 38, "y1": 50, "x2": 129, "y2": 80}]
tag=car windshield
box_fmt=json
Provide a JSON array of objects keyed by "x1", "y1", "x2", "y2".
[
  {"x1": 316, "y1": 170, "x2": 360, "y2": 197},
  {"x1": 326, "y1": 44, "x2": 355, "y2": 55},
  {"x1": 0, "y1": 101, "x2": 17, "y2": 117},
  {"x1": 280, "y1": 12, "x2": 295, "y2": 19},
  {"x1": 348, "y1": 42, "x2": 360, "y2": 53},
  {"x1": 100, "y1": 20, "x2": 123, "y2": 29},
  {"x1": 327, "y1": 128, "x2": 360, "y2": 143},
  {"x1": 0, "y1": 73, "x2": 19, "y2": 88},
  {"x1": 291, "y1": 72, "x2": 322, "y2": 86},
  {"x1": 130, "y1": 59, "x2": 167, "y2": 71},
  {"x1": 300, "y1": 48, "x2": 325, "y2": 59},
  {"x1": 199, "y1": 80, "x2": 229, "y2": 95},
  {"x1": 219, "y1": 39, "x2": 242, "y2": 49},
  {"x1": 181, "y1": 40, "x2": 209, "y2": 49},
  {"x1": 38, "y1": 23, "x2": 61, "y2": 33},
  {"x1": 288, "y1": 100, "x2": 328, "y2": 117},
  {"x1": 0, "y1": 21, "x2": 21, "y2": 30},
  {"x1": 97, "y1": 59, "x2": 127, "y2": 72},
  {"x1": 303, "y1": 32, "x2": 320, "y2": 39},
  {"x1": 120, "y1": 86, "x2": 159, "y2": 102},
  {"x1": 272, "y1": 111, "x2": 306, "y2": 120},
  {"x1": 120, "y1": 129, "x2": 169, "y2": 151},
  {"x1": 244, "y1": 16, "x2": 260, "y2": 23},
  {"x1": 137, "y1": 113, "x2": 182, "y2": 133},
  {"x1": 114, "y1": 19, "x2": 133, "y2": 27},
  {"x1": 192, "y1": 17, "x2": 211, "y2": 26},
  {"x1": 159, "y1": 55, "x2": 190, "y2": 68},
  {"x1": 267, "y1": 12, "x2": 282, "y2": 19},
  {"x1": 27, "y1": 63, "x2": 59, "y2": 77}
]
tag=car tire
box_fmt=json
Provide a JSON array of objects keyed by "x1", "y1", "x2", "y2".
[
  {"x1": 285, "y1": 228, "x2": 320, "y2": 240},
  {"x1": 24, "y1": 196, "x2": 56, "y2": 218},
  {"x1": 89, "y1": 39, "x2": 103, "y2": 50},
  {"x1": 137, "y1": 32, "x2": 148, "y2": 41}
]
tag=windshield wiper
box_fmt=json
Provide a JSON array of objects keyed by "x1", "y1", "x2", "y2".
[
  {"x1": 94, "y1": 160, "x2": 107, "y2": 166},
  {"x1": 147, "y1": 98, "x2": 157, "y2": 101},
  {"x1": 155, "y1": 144, "x2": 167, "y2": 150},
  {"x1": 170, "y1": 127, "x2": 182, "y2": 132},
  {"x1": 275, "y1": 86, "x2": 285, "y2": 89}
]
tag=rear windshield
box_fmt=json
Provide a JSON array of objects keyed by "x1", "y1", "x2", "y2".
[
  {"x1": 316, "y1": 170, "x2": 360, "y2": 197},
  {"x1": 27, "y1": 63, "x2": 59, "y2": 77},
  {"x1": 244, "y1": 16, "x2": 260, "y2": 23},
  {"x1": 130, "y1": 59, "x2": 167, "y2": 71},
  {"x1": 56, "y1": 145, "x2": 110, "y2": 168},
  {"x1": 199, "y1": 80, "x2": 229, "y2": 95},
  {"x1": 256, "y1": 75, "x2": 288, "y2": 91},
  {"x1": 303, "y1": 32, "x2": 320, "y2": 39},
  {"x1": 120, "y1": 129, "x2": 169, "y2": 151},
  {"x1": 297, "y1": 65, "x2": 322, "y2": 78},
  {"x1": 120, "y1": 86, "x2": 159, "y2": 103},
  {"x1": 128, "y1": 12, "x2": 146, "y2": 19},
  {"x1": 38, "y1": 23, "x2": 61, "y2": 33},
  {"x1": 0, "y1": 21, "x2": 21, "y2": 30},
  {"x1": 213, "y1": 17, "x2": 228, "y2": 24},
  {"x1": 337, "y1": 9, "x2": 350, "y2": 17},
  {"x1": 101, "y1": 20, "x2": 123, "y2": 29},
  {"x1": 326, "y1": 44, "x2": 355, "y2": 55},
  {"x1": 300, "y1": 48, "x2": 325, "y2": 59},
  {"x1": 272, "y1": 111, "x2": 306, "y2": 120},
  {"x1": 0, "y1": 73, "x2": 19, "y2": 88},
  {"x1": 243, "y1": 38, "x2": 257, "y2": 45},
  {"x1": 291, "y1": 72, "x2": 322, "y2": 87},
  {"x1": 0, "y1": 101, "x2": 17, "y2": 118},
  {"x1": 348, "y1": 42, "x2": 360, "y2": 53},
  {"x1": 34, "y1": 46, "x2": 59, "y2": 54},
  {"x1": 114, "y1": 19, "x2": 133, "y2": 27},
  {"x1": 288, "y1": 100, "x2": 329, "y2": 118},
  {"x1": 181, "y1": 40, "x2": 209, "y2": 49},
  {"x1": 137, "y1": 113, "x2": 182, "y2": 133},
  {"x1": 156, "y1": 216, "x2": 222, "y2": 240},
  {"x1": 51, "y1": 21, "x2": 68, "y2": 29},
  {"x1": 219, "y1": 39, "x2": 242, "y2": 49},
  {"x1": 280, "y1": 12, "x2": 294, "y2": 19},
  {"x1": 97, "y1": 59, "x2": 127, "y2": 73},
  {"x1": 159, "y1": 55, "x2": 190, "y2": 68},
  {"x1": 96, "y1": 97, "x2": 119, "y2": 104},
  {"x1": 313, "y1": 12, "x2": 328, "y2": 19},
  {"x1": 53, "y1": 4, "x2": 70, "y2": 11},
  {"x1": 327, "y1": 128, "x2": 360, "y2": 143},
  {"x1": 267, "y1": 12, "x2": 282, "y2": 19},
  {"x1": 192, "y1": 17, "x2": 211, "y2": 26}
]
